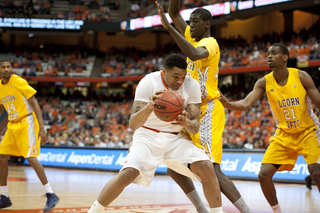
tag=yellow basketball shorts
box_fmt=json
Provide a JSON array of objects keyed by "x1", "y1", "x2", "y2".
[
  {"x1": 0, "y1": 112, "x2": 40, "y2": 158},
  {"x1": 262, "y1": 126, "x2": 320, "y2": 171},
  {"x1": 188, "y1": 98, "x2": 225, "y2": 164}
]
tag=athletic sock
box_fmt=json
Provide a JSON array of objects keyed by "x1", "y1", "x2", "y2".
[
  {"x1": 88, "y1": 200, "x2": 105, "y2": 213},
  {"x1": 44, "y1": 183, "x2": 54, "y2": 193},
  {"x1": 0, "y1": 186, "x2": 9, "y2": 197},
  {"x1": 210, "y1": 206, "x2": 223, "y2": 213},
  {"x1": 186, "y1": 189, "x2": 209, "y2": 213},
  {"x1": 233, "y1": 197, "x2": 252, "y2": 213},
  {"x1": 271, "y1": 203, "x2": 282, "y2": 213}
]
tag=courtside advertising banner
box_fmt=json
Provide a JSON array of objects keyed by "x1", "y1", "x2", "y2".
[
  {"x1": 27, "y1": 148, "x2": 310, "y2": 182},
  {"x1": 25, "y1": 148, "x2": 168, "y2": 172}
]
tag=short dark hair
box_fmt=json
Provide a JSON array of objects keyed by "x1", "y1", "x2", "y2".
[
  {"x1": 164, "y1": 54, "x2": 187, "y2": 70},
  {"x1": 191, "y1": 8, "x2": 212, "y2": 22},
  {"x1": 271, "y1": 43, "x2": 289, "y2": 57},
  {"x1": 0, "y1": 59, "x2": 11, "y2": 64}
]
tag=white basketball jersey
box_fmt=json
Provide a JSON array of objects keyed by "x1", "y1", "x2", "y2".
[{"x1": 134, "y1": 70, "x2": 201, "y2": 132}]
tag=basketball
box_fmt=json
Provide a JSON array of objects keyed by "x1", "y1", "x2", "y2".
[{"x1": 153, "y1": 90, "x2": 184, "y2": 122}]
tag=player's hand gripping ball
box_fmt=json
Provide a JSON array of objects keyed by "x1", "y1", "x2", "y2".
[{"x1": 153, "y1": 90, "x2": 184, "y2": 122}]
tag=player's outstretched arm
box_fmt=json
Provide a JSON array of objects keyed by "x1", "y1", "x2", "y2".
[
  {"x1": 168, "y1": 0, "x2": 188, "y2": 34},
  {"x1": 28, "y1": 96, "x2": 48, "y2": 144},
  {"x1": 129, "y1": 100, "x2": 153, "y2": 130},
  {"x1": 219, "y1": 78, "x2": 266, "y2": 111},
  {"x1": 172, "y1": 103, "x2": 200, "y2": 134},
  {"x1": 156, "y1": 1, "x2": 206, "y2": 61},
  {"x1": 299, "y1": 70, "x2": 320, "y2": 111}
]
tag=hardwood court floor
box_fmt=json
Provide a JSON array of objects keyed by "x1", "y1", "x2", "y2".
[{"x1": 2, "y1": 166, "x2": 319, "y2": 213}]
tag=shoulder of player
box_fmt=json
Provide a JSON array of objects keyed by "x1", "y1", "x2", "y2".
[
  {"x1": 255, "y1": 77, "x2": 266, "y2": 90},
  {"x1": 184, "y1": 75, "x2": 199, "y2": 86},
  {"x1": 145, "y1": 70, "x2": 161, "y2": 77},
  {"x1": 297, "y1": 69, "x2": 312, "y2": 87},
  {"x1": 297, "y1": 69, "x2": 308, "y2": 79},
  {"x1": 139, "y1": 71, "x2": 153, "y2": 81},
  {"x1": 137, "y1": 71, "x2": 160, "y2": 87},
  {"x1": 14, "y1": 75, "x2": 28, "y2": 85}
]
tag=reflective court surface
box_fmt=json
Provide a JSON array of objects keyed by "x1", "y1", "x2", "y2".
[{"x1": 3, "y1": 166, "x2": 319, "y2": 213}]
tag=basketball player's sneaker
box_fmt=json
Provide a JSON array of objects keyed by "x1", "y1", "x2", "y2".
[
  {"x1": 0, "y1": 195, "x2": 12, "y2": 209},
  {"x1": 43, "y1": 193, "x2": 60, "y2": 212},
  {"x1": 305, "y1": 175, "x2": 312, "y2": 190}
]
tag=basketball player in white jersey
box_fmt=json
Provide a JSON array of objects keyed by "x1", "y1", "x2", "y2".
[{"x1": 88, "y1": 54, "x2": 223, "y2": 213}]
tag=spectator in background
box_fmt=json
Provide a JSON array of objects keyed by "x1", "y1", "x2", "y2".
[
  {"x1": 95, "y1": 136, "x2": 107, "y2": 148},
  {"x1": 252, "y1": 139, "x2": 262, "y2": 150},
  {"x1": 244, "y1": 137, "x2": 254, "y2": 150},
  {"x1": 222, "y1": 138, "x2": 230, "y2": 149},
  {"x1": 112, "y1": 135, "x2": 124, "y2": 148},
  {"x1": 74, "y1": 137, "x2": 85, "y2": 147}
]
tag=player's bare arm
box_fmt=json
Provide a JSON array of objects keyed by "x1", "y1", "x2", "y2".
[
  {"x1": 28, "y1": 96, "x2": 48, "y2": 144},
  {"x1": 299, "y1": 70, "x2": 320, "y2": 111},
  {"x1": 219, "y1": 78, "x2": 266, "y2": 111},
  {"x1": 129, "y1": 101, "x2": 153, "y2": 130},
  {"x1": 172, "y1": 103, "x2": 200, "y2": 134},
  {"x1": 0, "y1": 104, "x2": 4, "y2": 116},
  {"x1": 156, "y1": 2, "x2": 207, "y2": 61},
  {"x1": 167, "y1": 0, "x2": 188, "y2": 34}
]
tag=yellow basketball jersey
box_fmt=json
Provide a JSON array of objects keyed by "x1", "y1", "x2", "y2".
[
  {"x1": 265, "y1": 68, "x2": 319, "y2": 133},
  {"x1": 0, "y1": 74, "x2": 37, "y2": 122},
  {"x1": 184, "y1": 26, "x2": 220, "y2": 100}
]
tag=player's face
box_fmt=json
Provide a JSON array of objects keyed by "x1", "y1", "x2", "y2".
[
  {"x1": 0, "y1": 62, "x2": 12, "y2": 79},
  {"x1": 267, "y1": 46, "x2": 287, "y2": 68},
  {"x1": 189, "y1": 14, "x2": 206, "y2": 39},
  {"x1": 163, "y1": 67, "x2": 186, "y2": 91}
]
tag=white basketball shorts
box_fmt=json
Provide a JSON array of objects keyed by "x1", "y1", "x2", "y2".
[{"x1": 121, "y1": 127, "x2": 210, "y2": 187}]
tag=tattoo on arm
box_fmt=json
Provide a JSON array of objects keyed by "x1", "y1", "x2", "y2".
[
  {"x1": 185, "y1": 103, "x2": 200, "y2": 133},
  {"x1": 131, "y1": 101, "x2": 148, "y2": 115},
  {"x1": 186, "y1": 104, "x2": 200, "y2": 121}
]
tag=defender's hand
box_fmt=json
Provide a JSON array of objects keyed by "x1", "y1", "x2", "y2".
[{"x1": 156, "y1": 1, "x2": 172, "y2": 30}]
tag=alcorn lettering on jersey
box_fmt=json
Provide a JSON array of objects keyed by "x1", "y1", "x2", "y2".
[
  {"x1": 0, "y1": 74, "x2": 36, "y2": 122},
  {"x1": 265, "y1": 68, "x2": 319, "y2": 133},
  {"x1": 184, "y1": 26, "x2": 220, "y2": 100}
]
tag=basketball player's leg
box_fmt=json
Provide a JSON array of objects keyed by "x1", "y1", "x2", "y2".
[
  {"x1": 23, "y1": 116, "x2": 60, "y2": 212},
  {"x1": 302, "y1": 129, "x2": 320, "y2": 193},
  {"x1": 27, "y1": 158, "x2": 60, "y2": 211},
  {"x1": 167, "y1": 168, "x2": 209, "y2": 213},
  {"x1": 0, "y1": 127, "x2": 18, "y2": 187},
  {"x1": 97, "y1": 168, "x2": 139, "y2": 206},
  {"x1": 258, "y1": 163, "x2": 280, "y2": 212},
  {"x1": 88, "y1": 167, "x2": 139, "y2": 213},
  {"x1": 209, "y1": 100, "x2": 251, "y2": 212},
  {"x1": 213, "y1": 163, "x2": 240, "y2": 201},
  {"x1": 189, "y1": 160, "x2": 222, "y2": 210},
  {"x1": 89, "y1": 131, "x2": 165, "y2": 213},
  {"x1": 308, "y1": 163, "x2": 320, "y2": 192},
  {"x1": 167, "y1": 168, "x2": 195, "y2": 194},
  {"x1": 27, "y1": 157, "x2": 48, "y2": 185},
  {"x1": 0, "y1": 155, "x2": 10, "y2": 186},
  {"x1": 0, "y1": 127, "x2": 19, "y2": 208},
  {"x1": 258, "y1": 128, "x2": 298, "y2": 213},
  {"x1": 0, "y1": 155, "x2": 12, "y2": 209},
  {"x1": 213, "y1": 163, "x2": 251, "y2": 213}
]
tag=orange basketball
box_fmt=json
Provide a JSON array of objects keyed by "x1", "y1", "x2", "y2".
[{"x1": 153, "y1": 90, "x2": 184, "y2": 122}]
